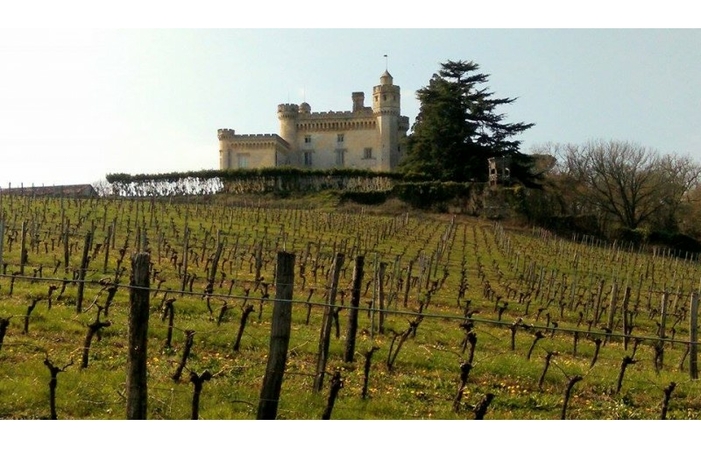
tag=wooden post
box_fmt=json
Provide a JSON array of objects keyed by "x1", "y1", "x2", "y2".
[
  {"x1": 593, "y1": 279, "x2": 605, "y2": 325},
  {"x1": 257, "y1": 251, "x2": 295, "y2": 420},
  {"x1": 63, "y1": 218, "x2": 70, "y2": 274},
  {"x1": 19, "y1": 220, "x2": 27, "y2": 275},
  {"x1": 378, "y1": 261, "x2": 387, "y2": 334},
  {"x1": 0, "y1": 220, "x2": 4, "y2": 275},
  {"x1": 370, "y1": 253, "x2": 378, "y2": 338},
  {"x1": 622, "y1": 286, "x2": 631, "y2": 350},
  {"x1": 403, "y1": 259, "x2": 413, "y2": 308},
  {"x1": 209, "y1": 240, "x2": 224, "y2": 283},
  {"x1": 76, "y1": 231, "x2": 93, "y2": 313},
  {"x1": 180, "y1": 226, "x2": 189, "y2": 296},
  {"x1": 103, "y1": 225, "x2": 111, "y2": 274},
  {"x1": 126, "y1": 252, "x2": 150, "y2": 419},
  {"x1": 314, "y1": 252, "x2": 345, "y2": 392},
  {"x1": 606, "y1": 282, "x2": 618, "y2": 336},
  {"x1": 343, "y1": 255, "x2": 364, "y2": 363},
  {"x1": 659, "y1": 290, "x2": 668, "y2": 367},
  {"x1": 690, "y1": 292, "x2": 699, "y2": 380}
]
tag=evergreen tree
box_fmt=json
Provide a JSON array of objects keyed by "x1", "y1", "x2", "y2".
[{"x1": 400, "y1": 60, "x2": 536, "y2": 184}]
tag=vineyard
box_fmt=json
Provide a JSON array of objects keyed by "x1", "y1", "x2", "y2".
[{"x1": 1, "y1": 192, "x2": 701, "y2": 420}]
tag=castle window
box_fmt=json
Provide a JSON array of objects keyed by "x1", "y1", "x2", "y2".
[
  {"x1": 337, "y1": 134, "x2": 344, "y2": 143},
  {"x1": 303, "y1": 151, "x2": 313, "y2": 167},
  {"x1": 335, "y1": 149, "x2": 345, "y2": 166},
  {"x1": 363, "y1": 147, "x2": 373, "y2": 159},
  {"x1": 237, "y1": 153, "x2": 249, "y2": 169},
  {"x1": 304, "y1": 135, "x2": 312, "y2": 144}
]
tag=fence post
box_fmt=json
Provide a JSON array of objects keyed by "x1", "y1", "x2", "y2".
[
  {"x1": 690, "y1": 292, "x2": 699, "y2": 380},
  {"x1": 19, "y1": 220, "x2": 27, "y2": 275},
  {"x1": 403, "y1": 259, "x2": 413, "y2": 308},
  {"x1": 103, "y1": 225, "x2": 112, "y2": 274},
  {"x1": 314, "y1": 252, "x2": 345, "y2": 392},
  {"x1": 0, "y1": 220, "x2": 4, "y2": 275},
  {"x1": 76, "y1": 231, "x2": 93, "y2": 313},
  {"x1": 343, "y1": 255, "x2": 365, "y2": 363},
  {"x1": 606, "y1": 282, "x2": 618, "y2": 337},
  {"x1": 660, "y1": 290, "x2": 668, "y2": 367},
  {"x1": 257, "y1": 251, "x2": 295, "y2": 420},
  {"x1": 378, "y1": 261, "x2": 387, "y2": 334},
  {"x1": 126, "y1": 252, "x2": 150, "y2": 419},
  {"x1": 180, "y1": 226, "x2": 190, "y2": 296}
]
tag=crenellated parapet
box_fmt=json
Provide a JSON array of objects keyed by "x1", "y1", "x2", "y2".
[
  {"x1": 277, "y1": 103, "x2": 300, "y2": 119},
  {"x1": 297, "y1": 117, "x2": 377, "y2": 132},
  {"x1": 225, "y1": 133, "x2": 290, "y2": 148},
  {"x1": 218, "y1": 129, "x2": 236, "y2": 140}
]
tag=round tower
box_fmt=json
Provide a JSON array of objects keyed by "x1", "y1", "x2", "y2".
[
  {"x1": 217, "y1": 128, "x2": 235, "y2": 169},
  {"x1": 372, "y1": 71, "x2": 401, "y2": 171},
  {"x1": 277, "y1": 103, "x2": 299, "y2": 148}
]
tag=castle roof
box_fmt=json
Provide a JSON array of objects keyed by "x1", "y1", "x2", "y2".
[{"x1": 380, "y1": 70, "x2": 393, "y2": 85}]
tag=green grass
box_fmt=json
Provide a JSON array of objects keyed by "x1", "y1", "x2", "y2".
[{"x1": 1, "y1": 194, "x2": 701, "y2": 420}]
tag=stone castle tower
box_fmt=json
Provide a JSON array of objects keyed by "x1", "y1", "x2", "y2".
[
  {"x1": 219, "y1": 71, "x2": 409, "y2": 172},
  {"x1": 372, "y1": 70, "x2": 402, "y2": 171}
]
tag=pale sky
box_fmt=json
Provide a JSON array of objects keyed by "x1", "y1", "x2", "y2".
[{"x1": 0, "y1": 4, "x2": 699, "y2": 187}]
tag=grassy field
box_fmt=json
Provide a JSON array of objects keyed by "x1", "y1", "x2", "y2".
[{"x1": 1, "y1": 192, "x2": 701, "y2": 420}]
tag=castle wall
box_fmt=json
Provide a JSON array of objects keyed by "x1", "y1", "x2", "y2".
[
  {"x1": 219, "y1": 133, "x2": 291, "y2": 170},
  {"x1": 294, "y1": 126, "x2": 380, "y2": 170}
]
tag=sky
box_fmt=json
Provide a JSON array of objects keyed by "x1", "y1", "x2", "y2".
[{"x1": 0, "y1": 3, "x2": 700, "y2": 188}]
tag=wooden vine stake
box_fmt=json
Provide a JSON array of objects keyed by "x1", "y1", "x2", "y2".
[
  {"x1": 313, "y1": 252, "x2": 344, "y2": 392},
  {"x1": 257, "y1": 251, "x2": 295, "y2": 420},
  {"x1": 690, "y1": 291, "x2": 699, "y2": 380},
  {"x1": 76, "y1": 231, "x2": 93, "y2": 313},
  {"x1": 20, "y1": 220, "x2": 27, "y2": 275},
  {"x1": 0, "y1": 220, "x2": 4, "y2": 275},
  {"x1": 126, "y1": 252, "x2": 150, "y2": 420},
  {"x1": 343, "y1": 255, "x2": 364, "y2": 363}
]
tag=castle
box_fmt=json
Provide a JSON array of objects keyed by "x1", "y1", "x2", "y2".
[{"x1": 218, "y1": 71, "x2": 410, "y2": 172}]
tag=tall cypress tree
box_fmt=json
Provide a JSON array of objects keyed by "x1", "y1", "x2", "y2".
[{"x1": 400, "y1": 60, "x2": 536, "y2": 184}]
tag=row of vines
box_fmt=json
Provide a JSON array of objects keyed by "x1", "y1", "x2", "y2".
[{"x1": 1, "y1": 192, "x2": 700, "y2": 419}]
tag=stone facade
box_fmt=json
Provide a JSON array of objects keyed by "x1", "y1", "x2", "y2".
[{"x1": 218, "y1": 71, "x2": 410, "y2": 172}]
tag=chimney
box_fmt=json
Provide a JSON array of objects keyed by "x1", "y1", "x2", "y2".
[{"x1": 352, "y1": 92, "x2": 365, "y2": 112}]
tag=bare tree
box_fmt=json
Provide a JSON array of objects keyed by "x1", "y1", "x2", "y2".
[
  {"x1": 653, "y1": 153, "x2": 701, "y2": 231},
  {"x1": 562, "y1": 140, "x2": 699, "y2": 231}
]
